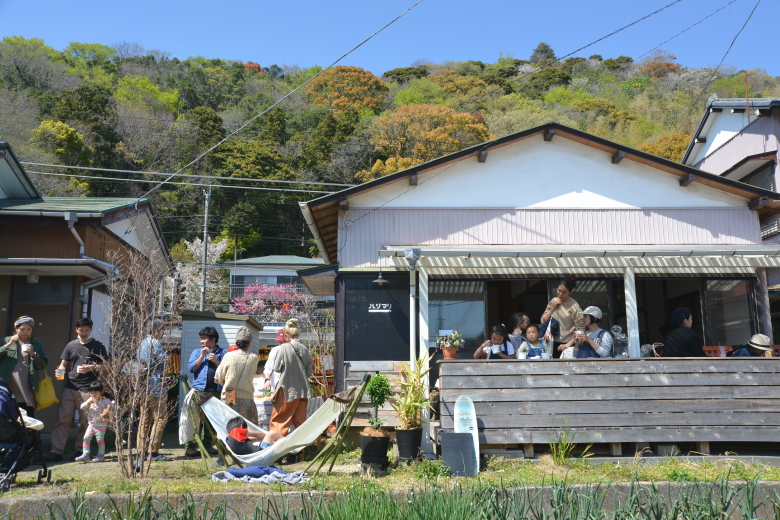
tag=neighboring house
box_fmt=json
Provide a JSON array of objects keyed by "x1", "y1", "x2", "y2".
[
  {"x1": 223, "y1": 254, "x2": 326, "y2": 301},
  {"x1": 0, "y1": 142, "x2": 171, "y2": 430},
  {"x1": 299, "y1": 122, "x2": 780, "y2": 391}
]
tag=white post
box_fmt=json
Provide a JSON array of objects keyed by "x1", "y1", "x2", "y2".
[
  {"x1": 417, "y1": 266, "x2": 434, "y2": 457},
  {"x1": 405, "y1": 249, "x2": 421, "y2": 365},
  {"x1": 624, "y1": 266, "x2": 641, "y2": 358}
]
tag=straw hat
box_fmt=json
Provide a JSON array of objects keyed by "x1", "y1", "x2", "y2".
[{"x1": 747, "y1": 334, "x2": 772, "y2": 351}]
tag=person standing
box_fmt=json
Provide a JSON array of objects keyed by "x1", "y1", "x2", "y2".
[
  {"x1": 184, "y1": 326, "x2": 225, "y2": 457},
  {"x1": 541, "y1": 276, "x2": 585, "y2": 359},
  {"x1": 45, "y1": 317, "x2": 108, "y2": 462},
  {"x1": 136, "y1": 319, "x2": 171, "y2": 463},
  {"x1": 662, "y1": 307, "x2": 706, "y2": 357},
  {"x1": 215, "y1": 326, "x2": 259, "y2": 425},
  {"x1": 0, "y1": 316, "x2": 48, "y2": 417},
  {"x1": 262, "y1": 329, "x2": 286, "y2": 394},
  {"x1": 269, "y1": 319, "x2": 312, "y2": 437}
]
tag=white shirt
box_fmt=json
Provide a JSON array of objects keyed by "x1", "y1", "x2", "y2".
[{"x1": 263, "y1": 345, "x2": 281, "y2": 390}]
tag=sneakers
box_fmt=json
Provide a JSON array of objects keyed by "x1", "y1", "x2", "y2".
[
  {"x1": 43, "y1": 452, "x2": 63, "y2": 462},
  {"x1": 149, "y1": 453, "x2": 172, "y2": 462},
  {"x1": 92, "y1": 454, "x2": 105, "y2": 463},
  {"x1": 74, "y1": 452, "x2": 91, "y2": 462}
]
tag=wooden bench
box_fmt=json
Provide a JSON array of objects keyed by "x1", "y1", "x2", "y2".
[
  {"x1": 438, "y1": 358, "x2": 780, "y2": 457},
  {"x1": 702, "y1": 345, "x2": 780, "y2": 357}
]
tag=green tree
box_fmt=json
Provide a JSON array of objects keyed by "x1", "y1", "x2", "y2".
[
  {"x1": 638, "y1": 132, "x2": 691, "y2": 161},
  {"x1": 294, "y1": 108, "x2": 360, "y2": 172},
  {"x1": 256, "y1": 106, "x2": 289, "y2": 146},
  {"x1": 530, "y1": 42, "x2": 556, "y2": 63},
  {"x1": 209, "y1": 138, "x2": 296, "y2": 181},
  {"x1": 0, "y1": 36, "x2": 73, "y2": 92},
  {"x1": 393, "y1": 77, "x2": 446, "y2": 107},
  {"x1": 520, "y1": 67, "x2": 571, "y2": 96},
  {"x1": 63, "y1": 42, "x2": 117, "y2": 71},
  {"x1": 187, "y1": 106, "x2": 226, "y2": 149},
  {"x1": 115, "y1": 75, "x2": 180, "y2": 112},
  {"x1": 383, "y1": 65, "x2": 428, "y2": 83},
  {"x1": 31, "y1": 120, "x2": 93, "y2": 165}
]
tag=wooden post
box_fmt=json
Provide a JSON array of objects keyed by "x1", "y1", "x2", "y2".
[
  {"x1": 523, "y1": 443, "x2": 534, "y2": 458},
  {"x1": 624, "y1": 267, "x2": 641, "y2": 357},
  {"x1": 610, "y1": 442, "x2": 622, "y2": 457},
  {"x1": 756, "y1": 268, "x2": 773, "y2": 340},
  {"x1": 695, "y1": 441, "x2": 710, "y2": 455}
]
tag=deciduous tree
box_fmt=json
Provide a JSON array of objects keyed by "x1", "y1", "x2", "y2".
[
  {"x1": 30, "y1": 120, "x2": 93, "y2": 165},
  {"x1": 638, "y1": 131, "x2": 691, "y2": 161},
  {"x1": 306, "y1": 66, "x2": 388, "y2": 114}
]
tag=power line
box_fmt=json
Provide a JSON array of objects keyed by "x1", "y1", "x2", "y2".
[
  {"x1": 27, "y1": 171, "x2": 336, "y2": 194},
  {"x1": 21, "y1": 162, "x2": 353, "y2": 187},
  {"x1": 636, "y1": 0, "x2": 740, "y2": 60},
  {"x1": 137, "y1": 0, "x2": 426, "y2": 202}
]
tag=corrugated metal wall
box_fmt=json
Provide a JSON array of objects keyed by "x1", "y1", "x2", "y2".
[
  {"x1": 695, "y1": 115, "x2": 780, "y2": 175},
  {"x1": 338, "y1": 208, "x2": 762, "y2": 268}
]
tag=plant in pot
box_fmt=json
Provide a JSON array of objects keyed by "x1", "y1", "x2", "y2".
[
  {"x1": 360, "y1": 373, "x2": 393, "y2": 467},
  {"x1": 391, "y1": 353, "x2": 435, "y2": 461},
  {"x1": 437, "y1": 330, "x2": 464, "y2": 360}
]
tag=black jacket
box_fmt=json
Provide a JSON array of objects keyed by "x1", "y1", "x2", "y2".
[{"x1": 662, "y1": 325, "x2": 706, "y2": 357}]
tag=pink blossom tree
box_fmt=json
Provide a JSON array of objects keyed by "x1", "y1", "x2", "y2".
[{"x1": 231, "y1": 283, "x2": 314, "y2": 324}]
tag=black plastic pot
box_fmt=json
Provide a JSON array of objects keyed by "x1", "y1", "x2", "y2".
[
  {"x1": 360, "y1": 434, "x2": 390, "y2": 467},
  {"x1": 395, "y1": 428, "x2": 423, "y2": 460}
]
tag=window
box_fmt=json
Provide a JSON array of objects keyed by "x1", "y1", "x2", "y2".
[
  {"x1": 704, "y1": 279, "x2": 754, "y2": 346},
  {"x1": 429, "y1": 281, "x2": 486, "y2": 349}
]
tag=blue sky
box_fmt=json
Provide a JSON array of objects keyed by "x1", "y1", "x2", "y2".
[{"x1": 1, "y1": 0, "x2": 775, "y2": 76}]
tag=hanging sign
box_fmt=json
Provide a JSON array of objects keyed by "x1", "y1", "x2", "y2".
[{"x1": 368, "y1": 303, "x2": 392, "y2": 313}]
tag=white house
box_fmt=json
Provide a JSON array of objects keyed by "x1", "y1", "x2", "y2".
[{"x1": 299, "y1": 122, "x2": 780, "y2": 390}]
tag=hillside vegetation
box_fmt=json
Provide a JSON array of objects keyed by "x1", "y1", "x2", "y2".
[{"x1": 1, "y1": 37, "x2": 777, "y2": 258}]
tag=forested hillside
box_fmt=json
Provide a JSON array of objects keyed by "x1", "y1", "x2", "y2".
[{"x1": 1, "y1": 37, "x2": 778, "y2": 259}]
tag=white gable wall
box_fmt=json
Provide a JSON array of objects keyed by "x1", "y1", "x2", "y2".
[
  {"x1": 690, "y1": 111, "x2": 753, "y2": 166},
  {"x1": 337, "y1": 136, "x2": 760, "y2": 268},
  {"x1": 348, "y1": 137, "x2": 747, "y2": 210}
]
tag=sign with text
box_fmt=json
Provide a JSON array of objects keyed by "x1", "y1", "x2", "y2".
[{"x1": 368, "y1": 303, "x2": 392, "y2": 313}]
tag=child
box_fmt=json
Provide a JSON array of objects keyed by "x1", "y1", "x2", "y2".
[
  {"x1": 225, "y1": 416, "x2": 282, "y2": 455},
  {"x1": 474, "y1": 324, "x2": 515, "y2": 359},
  {"x1": 522, "y1": 324, "x2": 547, "y2": 358},
  {"x1": 75, "y1": 381, "x2": 112, "y2": 462}
]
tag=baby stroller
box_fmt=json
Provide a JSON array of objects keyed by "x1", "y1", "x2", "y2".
[{"x1": 0, "y1": 386, "x2": 51, "y2": 491}]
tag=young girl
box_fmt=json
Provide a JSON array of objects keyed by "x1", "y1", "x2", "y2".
[
  {"x1": 474, "y1": 324, "x2": 515, "y2": 359},
  {"x1": 75, "y1": 381, "x2": 112, "y2": 462},
  {"x1": 518, "y1": 324, "x2": 547, "y2": 358}
]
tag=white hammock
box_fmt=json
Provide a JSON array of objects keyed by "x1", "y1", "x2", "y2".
[{"x1": 190, "y1": 390, "x2": 347, "y2": 467}]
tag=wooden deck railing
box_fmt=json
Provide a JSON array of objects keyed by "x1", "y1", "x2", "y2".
[{"x1": 438, "y1": 358, "x2": 780, "y2": 457}]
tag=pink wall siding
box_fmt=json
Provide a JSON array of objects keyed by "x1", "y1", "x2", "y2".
[
  {"x1": 339, "y1": 208, "x2": 762, "y2": 268},
  {"x1": 695, "y1": 115, "x2": 780, "y2": 176}
]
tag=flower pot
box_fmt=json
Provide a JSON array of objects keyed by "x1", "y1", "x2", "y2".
[
  {"x1": 360, "y1": 434, "x2": 390, "y2": 467},
  {"x1": 442, "y1": 347, "x2": 458, "y2": 360},
  {"x1": 395, "y1": 428, "x2": 423, "y2": 460}
]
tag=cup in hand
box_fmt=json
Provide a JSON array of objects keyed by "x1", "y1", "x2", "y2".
[
  {"x1": 491, "y1": 343, "x2": 501, "y2": 354},
  {"x1": 518, "y1": 352, "x2": 528, "y2": 359},
  {"x1": 76, "y1": 364, "x2": 87, "y2": 374},
  {"x1": 22, "y1": 343, "x2": 33, "y2": 354},
  {"x1": 718, "y1": 346, "x2": 727, "y2": 357},
  {"x1": 55, "y1": 368, "x2": 65, "y2": 380}
]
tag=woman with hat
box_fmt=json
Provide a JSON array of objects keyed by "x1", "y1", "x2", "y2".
[
  {"x1": 562, "y1": 306, "x2": 613, "y2": 359},
  {"x1": 0, "y1": 316, "x2": 48, "y2": 417},
  {"x1": 215, "y1": 326, "x2": 259, "y2": 424},
  {"x1": 729, "y1": 334, "x2": 773, "y2": 357}
]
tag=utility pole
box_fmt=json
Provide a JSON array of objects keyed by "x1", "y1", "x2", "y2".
[{"x1": 200, "y1": 186, "x2": 211, "y2": 311}]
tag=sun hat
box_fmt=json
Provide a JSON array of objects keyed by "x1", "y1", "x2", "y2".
[
  {"x1": 747, "y1": 334, "x2": 772, "y2": 351},
  {"x1": 581, "y1": 306, "x2": 602, "y2": 320}
]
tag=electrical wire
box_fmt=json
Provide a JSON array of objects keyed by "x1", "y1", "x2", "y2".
[
  {"x1": 21, "y1": 162, "x2": 353, "y2": 187},
  {"x1": 136, "y1": 0, "x2": 426, "y2": 202},
  {"x1": 26, "y1": 171, "x2": 336, "y2": 194}
]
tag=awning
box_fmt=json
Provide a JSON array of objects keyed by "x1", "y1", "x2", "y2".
[
  {"x1": 297, "y1": 263, "x2": 339, "y2": 296},
  {"x1": 0, "y1": 258, "x2": 112, "y2": 278},
  {"x1": 378, "y1": 244, "x2": 780, "y2": 274}
]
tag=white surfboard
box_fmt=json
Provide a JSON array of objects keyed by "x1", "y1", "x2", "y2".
[{"x1": 453, "y1": 394, "x2": 479, "y2": 474}]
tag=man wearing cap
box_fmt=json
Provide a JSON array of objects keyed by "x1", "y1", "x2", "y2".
[
  {"x1": 729, "y1": 334, "x2": 773, "y2": 357},
  {"x1": 662, "y1": 307, "x2": 706, "y2": 357}
]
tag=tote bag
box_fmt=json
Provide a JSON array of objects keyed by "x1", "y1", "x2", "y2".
[{"x1": 35, "y1": 373, "x2": 59, "y2": 411}]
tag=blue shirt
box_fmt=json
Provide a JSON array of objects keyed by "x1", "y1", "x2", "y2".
[
  {"x1": 188, "y1": 345, "x2": 226, "y2": 391},
  {"x1": 729, "y1": 346, "x2": 760, "y2": 357}
]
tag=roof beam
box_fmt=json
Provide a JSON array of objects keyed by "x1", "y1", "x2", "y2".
[
  {"x1": 695, "y1": 137, "x2": 706, "y2": 144},
  {"x1": 409, "y1": 173, "x2": 418, "y2": 186},
  {"x1": 749, "y1": 197, "x2": 770, "y2": 211},
  {"x1": 543, "y1": 128, "x2": 556, "y2": 142},
  {"x1": 338, "y1": 197, "x2": 349, "y2": 212},
  {"x1": 679, "y1": 173, "x2": 696, "y2": 187},
  {"x1": 611, "y1": 150, "x2": 626, "y2": 164},
  {"x1": 477, "y1": 150, "x2": 488, "y2": 163}
]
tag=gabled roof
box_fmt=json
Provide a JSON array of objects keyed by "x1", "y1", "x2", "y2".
[
  {"x1": 0, "y1": 142, "x2": 40, "y2": 199},
  {"x1": 0, "y1": 197, "x2": 150, "y2": 214},
  {"x1": 682, "y1": 98, "x2": 780, "y2": 165},
  {"x1": 222, "y1": 255, "x2": 324, "y2": 267},
  {"x1": 301, "y1": 121, "x2": 780, "y2": 264}
]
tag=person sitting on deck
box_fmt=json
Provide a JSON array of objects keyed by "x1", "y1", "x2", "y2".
[
  {"x1": 661, "y1": 307, "x2": 706, "y2": 357},
  {"x1": 507, "y1": 312, "x2": 530, "y2": 354},
  {"x1": 728, "y1": 334, "x2": 773, "y2": 357},
  {"x1": 561, "y1": 306, "x2": 613, "y2": 359},
  {"x1": 225, "y1": 416, "x2": 283, "y2": 455},
  {"x1": 474, "y1": 324, "x2": 515, "y2": 359}
]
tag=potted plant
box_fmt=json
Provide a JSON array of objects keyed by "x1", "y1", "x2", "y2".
[
  {"x1": 436, "y1": 331, "x2": 464, "y2": 360},
  {"x1": 360, "y1": 373, "x2": 393, "y2": 467},
  {"x1": 391, "y1": 353, "x2": 435, "y2": 461}
]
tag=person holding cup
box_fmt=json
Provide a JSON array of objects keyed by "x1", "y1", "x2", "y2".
[
  {"x1": 184, "y1": 326, "x2": 226, "y2": 457},
  {"x1": 562, "y1": 306, "x2": 613, "y2": 359},
  {"x1": 541, "y1": 276, "x2": 585, "y2": 359},
  {"x1": 45, "y1": 317, "x2": 108, "y2": 462},
  {"x1": 474, "y1": 324, "x2": 515, "y2": 360},
  {"x1": 0, "y1": 316, "x2": 48, "y2": 418}
]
